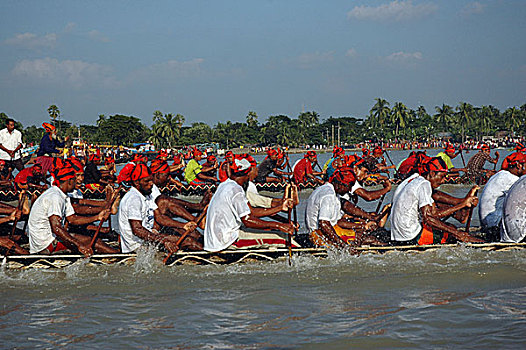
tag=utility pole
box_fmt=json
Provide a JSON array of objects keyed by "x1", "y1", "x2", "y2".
[
  {"x1": 331, "y1": 125, "x2": 334, "y2": 148},
  {"x1": 338, "y1": 122, "x2": 341, "y2": 147}
]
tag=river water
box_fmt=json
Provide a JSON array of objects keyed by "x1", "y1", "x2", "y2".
[{"x1": 1, "y1": 148, "x2": 525, "y2": 349}]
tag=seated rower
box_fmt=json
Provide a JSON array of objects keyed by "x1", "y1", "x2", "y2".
[
  {"x1": 170, "y1": 152, "x2": 185, "y2": 182},
  {"x1": 479, "y1": 152, "x2": 526, "y2": 241},
  {"x1": 501, "y1": 175, "x2": 526, "y2": 243},
  {"x1": 14, "y1": 164, "x2": 47, "y2": 191},
  {"x1": 390, "y1": 157, "x2": 483, "y2": 246},
  {"x1": 117, "y1": 154, "x2": 147, "y2": 184},
  {"x1": 118, "y1": 164, "x2": 185, "y2": 254},
  {"x1": 183, "y1": 148, "x2": 218, "y2": 185},
  {"x1": 200, "y1": 154, "x2": 219, "y2": 182},
  {"x1": 218, "y1": 151, "x2": 234, "y2": 182},
  {"x1": 396, "y1": 151, "x2": 429, "y2": 180},
  {"x1": 254, "y1": 149, "x2": 291, "y2": 183},
  {"x1": 293, "y1": 151, "x2": 324, "y2": 185},
  {"x1": 84, "y1": 154, "x2": 111, "y2": 188},
  {"x1": 28, "y1": 166, "x2": 118, "y2": 256},
  {"x1": 204, "y1": 156, "x2": 296, "y2": 252},
  {"x1": 66, "y1": 157, "x2": 120, "y2": 236},
  {"x1": 323, "y1": 146, "x2": 346, "y2": 180},
  {"x1": 344, "y1": 155, "x2": 391, "y2": 203},
  {"x1": 148, "y1": 160, "x2": 205, "y2": 250},
  {"x1": 465, "y1": 144, "x2": 499, "y2": 184},
  {"x1": 241, "y1": 154, "x2": 296, "y2": 220},
  {"x1": 436, "y1": 144, "x2": 465, "y2": 175},
  {"x1": 305, "y1": 167, "x2": 382, "y2": 250},
  {"x1": 0, "y1": 160, "x2": 14, "y2": 189},
  {"x1": 363, "y1": 146, "x2": 395, "y2": 175},
  {"x1": 99, "y1": 156, "x2": 117, "y2": 183}
]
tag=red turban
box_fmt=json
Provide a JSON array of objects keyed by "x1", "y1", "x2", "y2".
[
  {"x1": 419, "y1": 157, "x2": 448, "y2": 175},
  {"x1": 42, "y1": 122, "x2": 55, "y2": 133},
  {"x1": 66, "y1": 157, "x2": 84, "y2": 173},
  {"x1": 267, "y1": 149, "x2": 278, "y2": 157},
  {"x1": 53, "y1": 166, "x2": 76, "y2": 186},
  {"x1": 373, "y1": 146, "x2": 383, "y2": 156},
  {"x1": 150, "y1": 160, "x2": 170, "y2": 174},
  {"x1": 333, "y1": 146, "x2": 345, "y2": 157},
  {"x1": 207, "y1": 154, "x2": 217, "y2": 163},
  {"x1": 130, "y1": 163, "x2": 152, "y2": 181},
  {"x1": 305, "y1": 150, "x2": 317, "y2": 158},
  {"x1": 329, "y1": 167, "x2": 356, "y2": 185},
  {"x1": 502, "y1": 152, "x2": 526, "y2": 170}
]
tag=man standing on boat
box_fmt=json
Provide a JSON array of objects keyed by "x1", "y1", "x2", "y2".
[
  {"x1": 36, "y1": 123, "x2": 68, "y2": 176},
  {"x1": 28, "y1": 165, "x2": 117, "y2": 256},
  {"x1": 479, "y1": 152, "x2": 526, "y2": 241},
  {"x1": 118, "y1": 163, "x2": 183, "y2": 254},
  {"x1": 293, "y1": 151, "x2": 324, "y2": 185},
  {"x1": 0, "y1": 118, "x2": 24, "y2": 172},
  {"x1": 204, "y1": 155, "x2": 296, "y2": 252},
  {"x1": 390, "y1": 157, "x2": 483, "y2": 245}
]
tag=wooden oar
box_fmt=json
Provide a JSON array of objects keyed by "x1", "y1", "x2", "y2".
[
  {"x1": 459, "y1": 148, "x2": 466, "y2": 168},
  {"x1": 163, "y1": 204, "x2": 209, "y2": 264},
  {"x1": 9, "y1": 190, "x2": 27, "y2": 239},
  {"x1": 89, "y1": 185, "x2": 122, "y2": 249},
  {"x1": 285, "y1": 160, "x2": 298, "y2": 265},
  {"x1": 464, "y1": 189, "x2": 479, "y2": 234}
]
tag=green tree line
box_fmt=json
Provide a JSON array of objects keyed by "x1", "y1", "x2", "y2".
[{"x1": 2, "y1": 99, "x2": 525, "y2": 149}]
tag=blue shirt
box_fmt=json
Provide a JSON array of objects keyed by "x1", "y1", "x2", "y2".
[{"x1": 37, "y1": 134, "x2": 65, "y2": 156}]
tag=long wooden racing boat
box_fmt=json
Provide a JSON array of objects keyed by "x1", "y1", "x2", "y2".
[
  {"x1": 2, "y1": 242, "x2": 524, "y2": 269},
  {"x1": 0, "y1": 173, "x2": 485, "y2": 201}
]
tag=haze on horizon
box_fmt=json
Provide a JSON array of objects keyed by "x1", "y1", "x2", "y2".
[{"x1": 1, "y1": 0, "x2": 525, "y2": 128}]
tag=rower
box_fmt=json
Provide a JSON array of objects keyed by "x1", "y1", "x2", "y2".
[
  {"x1": 200, "y1": 154, "x2": 219, "y2": 182},
  {"x1": 479, "y1": 152, "x2": 526, "y2": 241},
  {"x1": 305, "y1": 167, "x2": 382, "y2": 250},
  {"x1": 203, "y1": 155, "x2": 296, "y2": 252},
  {"x1": 100, "y1": 156, "x2": 117, "y2": 183},
  {"x1": 293, "y1": 151, "x2": 324, "y2": 185},
  {"x1": 255, "y1": 149, "x2": 290, "y2": 183},
  {"x1": 27, "y1": 166, "x2": 118, "y2": 256},
  {"x1": 363, "y1": 146, "x2": 394, "y2": 175},
  {"x1": 218, "y1": 151, "x2": 234, "y2": 182},
  {"x1": 322, "y1": 146, "x2": 345, "y2": 179},
  {"x1": 170, "y1": 152, "x2": 185, "y2": 182},
  {"x1": 0, "y1": 160, "x2": 13, "y2": 189},
  {"x1": 344, "y1": 154, "x2": 391, "y2": 203},
  {"x1": 390, "y1": 157, "x2": 483, "y2": 245},
  {"x1": 396, "y1": 151, "x2": 429, "y2": 180},
  {"x1": 117, "y1": 163, "x2": 184, "y2": 254},
  {"x1": 148, "y1": 159, "x2": 203, "y2": 250},
  {"x1": 465, "y1": 144, "x2": 499, "y2": 184},
  {"x1": 436, "y1": 144, "x2": 464, "y2": 175},
  {"x1": 14, "y1": 164, "x2": 47, "y2": 192},
  {"x1": 84, "y1": 154, "x2": 110, "y2": 188},
  {"x1": 183, "y1": 148, "x2": 218, "y2": 184},
  {"x1": 117, "y1": 153, "x2": 147, "y2": 184}
]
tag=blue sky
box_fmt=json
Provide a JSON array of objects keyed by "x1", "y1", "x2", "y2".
[{"x1": 1, "y1": 0, "x2": 525, "y2": 128}]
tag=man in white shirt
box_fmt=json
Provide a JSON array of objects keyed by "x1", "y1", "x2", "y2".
[
  {"x1": 501, "y1": 175, "x2": 526, "y2": 243},
  {"x1": 118, "y1": 163, "x2": 183, "y2": 253},
  {"x1": 0, "y1": 118, "x2": 24, "y2": 172},
  {"x1": 305, "y1": 167, "x2": 381, "y2": 249},
  {"x1": 390, "y1": 157, "x2": 482, "y2": 245},
  {"x1": 28, "y1": 166, "x2": 117, "y2": 256},
  {"x1": 479, "y1": 152, "x2": 526, "y2": 240},
  {"x1": 204, "y1": 156, "x2": 295, "y2": 252}
]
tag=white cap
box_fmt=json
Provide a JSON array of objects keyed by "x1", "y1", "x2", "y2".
[{"x1": 234, "y1": 158, "x2": 251, "y2": 171}]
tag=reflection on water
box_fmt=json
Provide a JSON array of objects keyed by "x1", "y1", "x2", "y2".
[{"x1": 1, "y1": 247, "x2": 525, "y2": 349}]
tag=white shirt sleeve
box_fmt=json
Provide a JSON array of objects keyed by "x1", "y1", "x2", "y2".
[
  {"x1": 65, "y1": 198, "x2": 75, "y2": 217},
  {"x1": 232, "y1": 191, "x2": 251, "y2": 219},
  {"x1": 46, "y1": 196, "x2": 65, "y2": 218},
  {"x1": 417, "y1": 181, "x2": 434, "y2": 209}
]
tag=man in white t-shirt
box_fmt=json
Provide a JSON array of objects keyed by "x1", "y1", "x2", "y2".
[
  {"x1": 117, "y1": 163, "x2": 183, "y2": 253},
  {"x1": 0, "y1": 118, "x2": 24, "y2": 172},
  {"x1": 305, "y1": 167, "x2": 383, "y2": 249},
  {"x1": 204, "y1": 156, "x2": 295, "y2": 252},
  {"x1": 478, "y1": 152, "x2": 526, "y2": 240},
  {"x1": 390, "y1": 157, "x2": 482, "y2": 245},
  {"x1": 28, "y1": 166, "x2": 117, "y2": 256}
]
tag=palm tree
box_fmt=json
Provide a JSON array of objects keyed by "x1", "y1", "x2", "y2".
[
  {"x1": 504, "y1": 107, "x2": 522, "y2": 137},
  {"x1": 455, "y1": 102, "x2": 474, "y2": 143},
  {"x1": 416, "y1": 105, "x2": 428, "y2": 119},
  {"x1": 96, "y1": 114, "x2": 106, "y2": 127},
  {"x1": 390, "y1": 102, "x2": 408, "y2": 140},
  {"x1": 47, "y1": 104, "x2": 60, "y2": 126},
  {"x1": 370, "y1": 98, "x2": 390, "y2": 131},
  {"x1": 477, "y1": 106, "x2": 493, "y2": 140},
  {"x1": 246, "y1": 111, "x2": 259, "y2": 129},
  {"x1": 434, "y1": 104, "x2": 454, "y2": 132}
]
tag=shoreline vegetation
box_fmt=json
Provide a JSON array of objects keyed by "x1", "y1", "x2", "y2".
[{"x1": 2, "y1": 99, "x2": 525, "y2": 150}]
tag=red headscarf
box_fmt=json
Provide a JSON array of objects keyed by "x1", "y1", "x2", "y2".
[
  {"x1": 150, "y1": 160, "x2": 170, "y2": 174},
  {"x1": 373, "y1": 146, "x2": 383, "y2": 157},
  {"x1": 481, "y1": 144, "x2": 490, "y2": 151},
  {"x1": 207, "y1": 154, "x2": 217, "y2": 163},
  {"x1": 267, "y1": 149, "x2": 278, "y2": 158},
  {"x1": 333, "y1": 146, "x2": 345, "y2": 157},
  {"x1": 445, "y1": 144, "x2": 455, "y2": 154},
  {"x1": 53, "y1": 166, "x2": 76, "y2": 186},
  {"x1": 329, "y1": 166, "x2": 356, "y2": 185},
  {"x1": 502, "y1": 152, "x2": 526, "y2": 170},
  {"x1": 231, "y1": 154, "x2": 257, "y2": 175},
  {"x1": 130, "y1": 163, "x2": 152, "y2": 181},
  {"x1": 42, "y1": 122, "x2": 55, "y2": 133},
  {"x1": 419, "y1": 157, "x2": 448, "y2": 175},
  {"x1": 305, "y1": 150, "x2": 317, "y2": 159},
  {"x1": 66, "y1": 157, "x2": 84, "y2": 173},
  {"x1": 193, "y1": 148, "x2": 203, "y2": 158}
]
